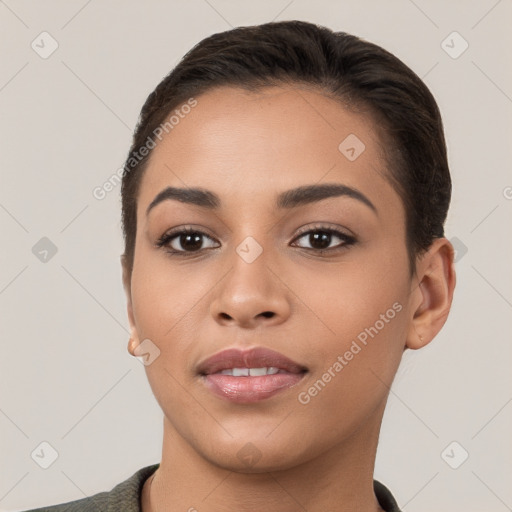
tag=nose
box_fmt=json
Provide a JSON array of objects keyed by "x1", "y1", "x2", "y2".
[{"x1": 209, "y1": 247, "x2": 291, "y2": 329}]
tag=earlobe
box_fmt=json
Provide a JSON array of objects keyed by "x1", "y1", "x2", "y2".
[
  {"x1": 127, "y1": 334, "x2": 140, "y2": 357},
  {"x1": 406, "y1": 238, "x2": 456, "y2": 350},
  {"x1": 126, "y1": 299, "x2": 142, "y2": 358},
  {"x1": 121, "y1": 254, "x2": 141, "y2": 356},
  {"x1": 126, "y1": 306, "x2": 141, "y2": 357}
]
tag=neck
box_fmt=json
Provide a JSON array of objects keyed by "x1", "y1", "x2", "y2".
[{"x1": 143, "y1": 405, "x2": 387, "y2": 512}]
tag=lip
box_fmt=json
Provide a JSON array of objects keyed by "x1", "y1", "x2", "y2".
[
  {"x1": 197, "y1": 347, "x2": 307, "y2": 375},
  {"x1": 197, "y1": 347, "x2": 308, "y2": 404}
]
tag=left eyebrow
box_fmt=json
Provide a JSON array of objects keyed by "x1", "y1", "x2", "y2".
[
  {"x1": 145, "y1": 182, "x2": 377, "y2": 216},
  {"x1": 275, "y1": 183, "x2": 377, "y2": 214}
]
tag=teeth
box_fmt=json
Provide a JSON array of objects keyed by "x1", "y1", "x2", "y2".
[
  {"x1": 217, "y1": 367, "x2": 281, "y2": 376},
  {"x1": 249, "y1": 367, "x2": 267, "y2": 376},
  {"x1": 233, "y1": 367, "x2": 249, "y2": 377}
]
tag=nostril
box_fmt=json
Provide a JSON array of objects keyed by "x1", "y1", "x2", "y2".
[{"x1": 260, "y1": 311, "x2": 275, "y2": 318}]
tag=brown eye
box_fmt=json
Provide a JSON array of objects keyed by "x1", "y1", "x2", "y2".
[
  {"x1": 304, "y1": 231, "x2": 333, "y2": 250},
  {"x1": 292, "y1": 227, "x2": 356, "y2": 253},
  {"x1": 173, "y1": 232, "x2": 204, "y2": 252},
  {"x1": 156, "y1": 228, "x2": 219, "y2": 254}
]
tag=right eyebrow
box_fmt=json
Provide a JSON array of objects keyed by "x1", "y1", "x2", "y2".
[{"x1": 146, "y1": 187, "x2": 219, "y2": 215}]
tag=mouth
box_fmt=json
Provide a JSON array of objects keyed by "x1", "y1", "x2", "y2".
[{"x1": 197, "y1": 347, "x2": 308, "y2": 403}]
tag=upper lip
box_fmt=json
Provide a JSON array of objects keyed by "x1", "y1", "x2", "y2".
[{"x1": 197, "y1": 347, "x2": 308, "y2": 375}]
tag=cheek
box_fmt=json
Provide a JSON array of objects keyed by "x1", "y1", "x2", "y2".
[
  {"x1": 129, "y1": 252, "x2": 223, "y2": 382},
  {"x1": 129, "y1": 257, "x2": 204, "y2": 421},
  {"x1": 297, "y1": 245, "x2": 408, "y2": 338},
  {"x1": 298, "y1": 247, "x2": 409, "y2": 384},
  {"x1": 295, "y1": 267, "x2": 408, "y2": 435},
  {"x1": 130, "y1": 251, "x2": 205, "y2": 336}
]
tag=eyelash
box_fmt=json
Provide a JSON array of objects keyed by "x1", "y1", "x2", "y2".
[{"x1": 155, "y1": 224, "x2": 356, "y2": 257}]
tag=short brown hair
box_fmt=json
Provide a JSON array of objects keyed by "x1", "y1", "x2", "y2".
[{"x1": 121, "y1": 20, "x2": 451, "y2": 273}]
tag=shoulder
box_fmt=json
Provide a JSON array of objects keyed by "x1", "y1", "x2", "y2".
[
  {"x1": 20, "y1": 463, "x2": 160, "y2": 512},
  {"x1": 374, "y1": 479, "x2": 402, "y2": 512}
]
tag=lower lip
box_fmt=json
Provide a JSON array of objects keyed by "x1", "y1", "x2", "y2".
[{"x1": 201, "y1": 373, "x2": 306, "y2": 403}]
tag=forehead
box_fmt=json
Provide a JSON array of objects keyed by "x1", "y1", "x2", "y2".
[{"x1": 137, "y1": 85, "x2": 400, "y2": 218}]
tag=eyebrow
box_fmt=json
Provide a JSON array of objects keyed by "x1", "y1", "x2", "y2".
[{"x1": 146, "y1": 183, "x2": 377, "y2": 216}]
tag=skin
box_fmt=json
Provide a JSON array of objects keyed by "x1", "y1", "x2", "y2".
[{"x1": 121, "y1": 84, "x2": 456, "y2": 512}]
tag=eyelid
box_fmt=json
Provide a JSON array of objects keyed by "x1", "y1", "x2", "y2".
[
  {"x1": 156, "y1": 222, "x2": 357, "y2": 256},
  {"x1": 155, "y1": 225, "x2": 219, "y2": 248},
  {"x1": 290, "y1": 225, "x2": 356, "y2": 251},
  {"x1": 293, "y1": 222, "x2": 355, "y2": 239}
]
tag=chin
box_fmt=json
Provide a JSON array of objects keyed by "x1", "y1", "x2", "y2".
[
  {"x1": 207, "y1": 450, "x2": 305, "y2": 474},
  {"x1": 194, "y1": 433, "x2": 318, "y2": 474}
]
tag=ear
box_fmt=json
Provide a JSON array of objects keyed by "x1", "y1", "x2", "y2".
[
  {"x1": 406, "y1": 237, "x2": 456, "y2": 349},
  {"x1": 121, "y1": 254, "x2": 140, "y2": 356}
]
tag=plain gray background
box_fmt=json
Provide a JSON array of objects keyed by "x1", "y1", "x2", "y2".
[{"x1": 1, "y1": 1, "x2": 511, "y2": 511}]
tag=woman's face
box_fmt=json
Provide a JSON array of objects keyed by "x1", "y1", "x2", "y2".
[{"x1": 125, "y1": 85, "x2": 416, "y2": 471}]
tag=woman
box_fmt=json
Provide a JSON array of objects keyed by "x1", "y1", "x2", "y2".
[{"x1": 26, "y1": 19, "x2": 455, "y2": 512}]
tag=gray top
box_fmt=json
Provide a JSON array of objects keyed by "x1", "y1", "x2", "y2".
[{"x1": 22, "y1": 463, "x2": 402, "y2": 511}]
